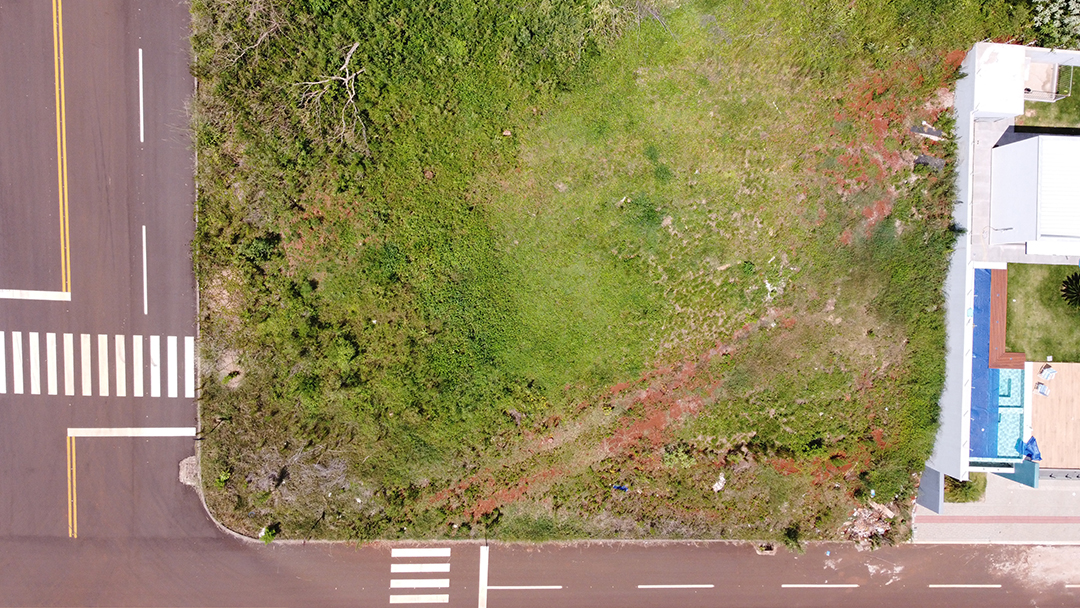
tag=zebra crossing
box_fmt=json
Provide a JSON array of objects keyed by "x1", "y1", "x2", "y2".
[
  {"x1": 389, "y1": 547, "x2": 451, "y2": 604},
  {"x1": 0, "y1": 331, "x2": 195, "y2": 398}
]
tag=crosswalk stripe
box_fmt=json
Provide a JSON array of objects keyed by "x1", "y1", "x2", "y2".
[
  {"x1": 63, "y1": 333, "x2": 74, "y2": 396},
  {"x1": 114, "y1": 335, "x2": 126, "y2": 398},
  {"x1": 389, "y1": 596, "x2": 449, "y2": 605},
  {"x1": 0, "y1": 331, "x2": 6, "y2": 394},
  {"x1": 97, "y1": 334, "x2": 108, "y2": 397},
  {"x1": 184, "y1": 336, "x2": 194, "y2": 398},
  {"x1": 391, "y1": 580, "x2": 450, "y2": 589},
  {"x1": 149, "y1": 335, "x2": 160, "y2": 398},
  {"x1": 12, "y1": 332, "x2": 22, "y2": 394},
  {"x1": 28, "y1": 332, "x2": 40, "y2": 395},
  {"x1": 132, "y1": 335, "x2": 143, "y2": 397},
  {"x1": 167, "y1": 336, "x2": 177, "y2": 399},
  {"x1": 80, "y1": 334, "x2": 91, "y2": 396},
  {"x1": 392, "y1": 564, "x2": 452, "y2": 573},
  {"x1": 46, "y1": 333, "x2": 58, "y2": 395}
]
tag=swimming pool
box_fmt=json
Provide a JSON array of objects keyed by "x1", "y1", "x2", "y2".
[{"x1": 969, "y1": 269, "x2": 1025, "y2": 460}]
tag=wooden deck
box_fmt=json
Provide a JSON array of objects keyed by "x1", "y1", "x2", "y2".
[
  {"x1": 990, "y1": 269, "x2": 1026, "y2": 369},
  {"x1": 1031, "y1": 362, "x2": 1080, "y2": 469}
]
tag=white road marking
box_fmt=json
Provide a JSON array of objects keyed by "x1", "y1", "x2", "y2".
[
  {"x1": 1066, "y1": 584, "x2": 1080, "y2": 588},
  {"x1": 97, "y1": 334, "x2": 108, "y2": 397},
  {"x1": 11, "y1": 332, "x2": 22, "y2": 394},
  {"x1": 149, "y1": 335, "x2": 160, "y2": 397},
  {"x1": 389, "y1": 596, "x2": 448, "y2": 605},
  {"x1": 782, "y1": 584, "x2": 860, "y2": 588},
  {"x1": 63, "y1": 333, "x2": 74, "y2": 395},
  {"x1": 80, "y1": 334, "x2": 91, "y2": 396},
  {"x1": 27, "y1": 332, "x2": 42, "y2": 395},
  {"x1": 184, "y1": 335, "x2": 194, "y2": 398},
  {"x1": 167, "y1": 336, "x2": 177, "y2": 398},
  {"x1": 927, "y1": 584, "x2": 1001, "y2": 589},
  {"x1": 391, "y1": 580, "x2": 449, "y2": 589},
  {"x1": 0, "y1": 331, "x2": 6, "y2": 394},
  {"x1": 67, "y1": 427, "x2": 196, "y2": 437},
  {"x1": 138, "y1": 48, "x2": 144, "y2": 143},
  {"x1": 487, "y1": 586, "x2": 563, "y2": 590},
  {"x1": 141, "y1": 225, "x2": 147, "y2": 315},
  {"x1": 28, "y1": 332, "x2": 40, "y2": 395},
  {"x1": 0, "y1": 289, "x2": 71, "y2": 301},
  {"x1": 132, "y1": 335, "x2": 143, "y2": 397},
  {"x1": 392, "y1": 548, "x2": 452, "y2": 558},
  {"x1": 392, "y1": 564, "x2": 451, "y2": 573},
  {"x1": 114, "y1": 335, "x2": 126, "y2": 397},
  {"x1": 478, "y1": 545, "x2": 489, "y2": 608},
  {"x1": 638, "y1": 584, "x2": 713, "y2": 589},
  {"x1": 46, "y1": 333, "x2": 57, "y2": 395}
]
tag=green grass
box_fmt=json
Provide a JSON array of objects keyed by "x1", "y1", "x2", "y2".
[
  {"x1": 1006, "y1": 263, "x2": 1080, "y2": 361},
  {"x1": 192, "y1": 0, "x2": 1032, "y2": 542},
  {"x1": 944, "y1": 473, "x2": 986, "y2": 503},
  {"x1": 1017, "y1": 67, "x2": 1080, "y2": 128}
]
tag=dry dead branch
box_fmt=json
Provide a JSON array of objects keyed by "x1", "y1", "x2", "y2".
[{"x1": 297, "y1": 42, "x2": 371, "y2": 155}]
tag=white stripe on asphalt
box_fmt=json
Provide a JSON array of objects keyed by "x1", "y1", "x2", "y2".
[
  {"x1": 184, "y1": 335, "x2": 194, "y2": 398},
  {"x1": 114, "y1": 335, "x2": 126, "y2": 397},
  {"x1": 488, "y1": 586, "x2": 563, "y2": 590},
  {"x1": 927, "y1": 584, "x2": 1001, "y2": 589},
  {"x1": 63, "y1": 333, "x2": 74, "y2": 396},
  {"x1": 149, "y1": 335, "x2": 160, "y2": 397},
  {"x1": 141, "y1": 224, "x2": 148, "y2": 315},
  {"x1": 28, "y1": 332, "x2": 40, "y2": 395},
  {"x1": 392, "y1": 564, "x2": 451, "y2": 573},
  {"x1": 388, "y1": 596, "x2": 448, "y2": 605},
  {"x1": 11, "y1": 332, "x2": 22, "y2": 394},
  {"x1": 392, "y1": 548, "x2": 452, "y2": 558},
  {"x1": 0, "y1": 331, "x2": 6, "y2": 394},
  {"x1": 638, "y1": 584, "x2": 713, "y2": 589},
  {"x1": 478, "y1": 545, "x2": 489, "y2": 608},
  {"x1": 97, "y1": 334, "x2": 108, "y2": 397},
  {"x1": 782, "y1": 584, "x2": 860, "y2": 588},
  {"x1": 0, "y1": 289, "x2": 71, "y2": 301},
  {"x1": 132, "y1": 335, "x2": 143, "y2": 397},
  {"x1": 67, "y1": 427, "x2": 196, "y2": 437},
  {"x1": 391, "y1": 580, "x2": 449, "y2": 589},
  {"x1": 138, "y1": 48, "x2": 145, "y2": 143},
  {"x1": 80, "y1": 334, "x2": 91, "y2": 396},
  {"x1": 46, "y1": 333, "x2": 57, "y2": 395},
  {"x1": 167, "y1": 335, "x2": 177, "y2": 398}
]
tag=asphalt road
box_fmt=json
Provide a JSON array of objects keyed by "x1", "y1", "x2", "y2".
[{"x1": 0, "y1": 1, "x2": 1078, "y2": 607}]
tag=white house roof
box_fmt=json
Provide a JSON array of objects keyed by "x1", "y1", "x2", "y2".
[{"x1": 1036, "y1": 136, "x2": 1080, "y2": 239}]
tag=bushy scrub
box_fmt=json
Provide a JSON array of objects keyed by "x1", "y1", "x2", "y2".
[{"x1": 193, "y1": 0, "x2": 1029, "y2": 542}]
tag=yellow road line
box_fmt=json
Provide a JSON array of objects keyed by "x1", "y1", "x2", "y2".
[
  {"x1": 66, "y1": 435, "x2": 77, "y2": 538},
  {"x1": 52, "y1": 0, "x2": 71, "y2": 294}
]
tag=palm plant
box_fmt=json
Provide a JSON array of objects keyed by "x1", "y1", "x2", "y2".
[{"x1": 1061, "y1": 271, "x2": 1080, "y2": 308}]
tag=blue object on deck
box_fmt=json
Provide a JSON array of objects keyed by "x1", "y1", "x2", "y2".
[
  {"x1": 1024, "y1": 436, "x2": 1042, "y2": 462},
  {"x1": 613, "y1": 485, "x2": 628, "y2": 491}
]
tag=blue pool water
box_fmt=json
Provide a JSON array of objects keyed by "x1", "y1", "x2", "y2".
[{"x1": 969, "y1": 269, "x2": 1025, "y2": 460}]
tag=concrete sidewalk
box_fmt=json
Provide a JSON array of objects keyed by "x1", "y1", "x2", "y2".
[{"x1": 913, "y1": 473, "x2": 1080, "y2": 543}]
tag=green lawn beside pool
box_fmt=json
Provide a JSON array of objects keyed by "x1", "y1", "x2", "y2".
[{"x1": 1006, "y1": 263, "x2": 1080, "y2": 361}]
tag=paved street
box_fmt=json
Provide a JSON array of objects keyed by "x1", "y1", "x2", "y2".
[{"x1": 0, "y1": 1, "x2": 1079, "y2": 606}]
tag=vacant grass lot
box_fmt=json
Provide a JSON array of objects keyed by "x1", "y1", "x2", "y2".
[
  {"x1": 193, "y1": 0, "x2": 1030, "y2": 544},
  {"x1": 1006, "y1": 264, "x2": 1080, "y2": 361}
]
